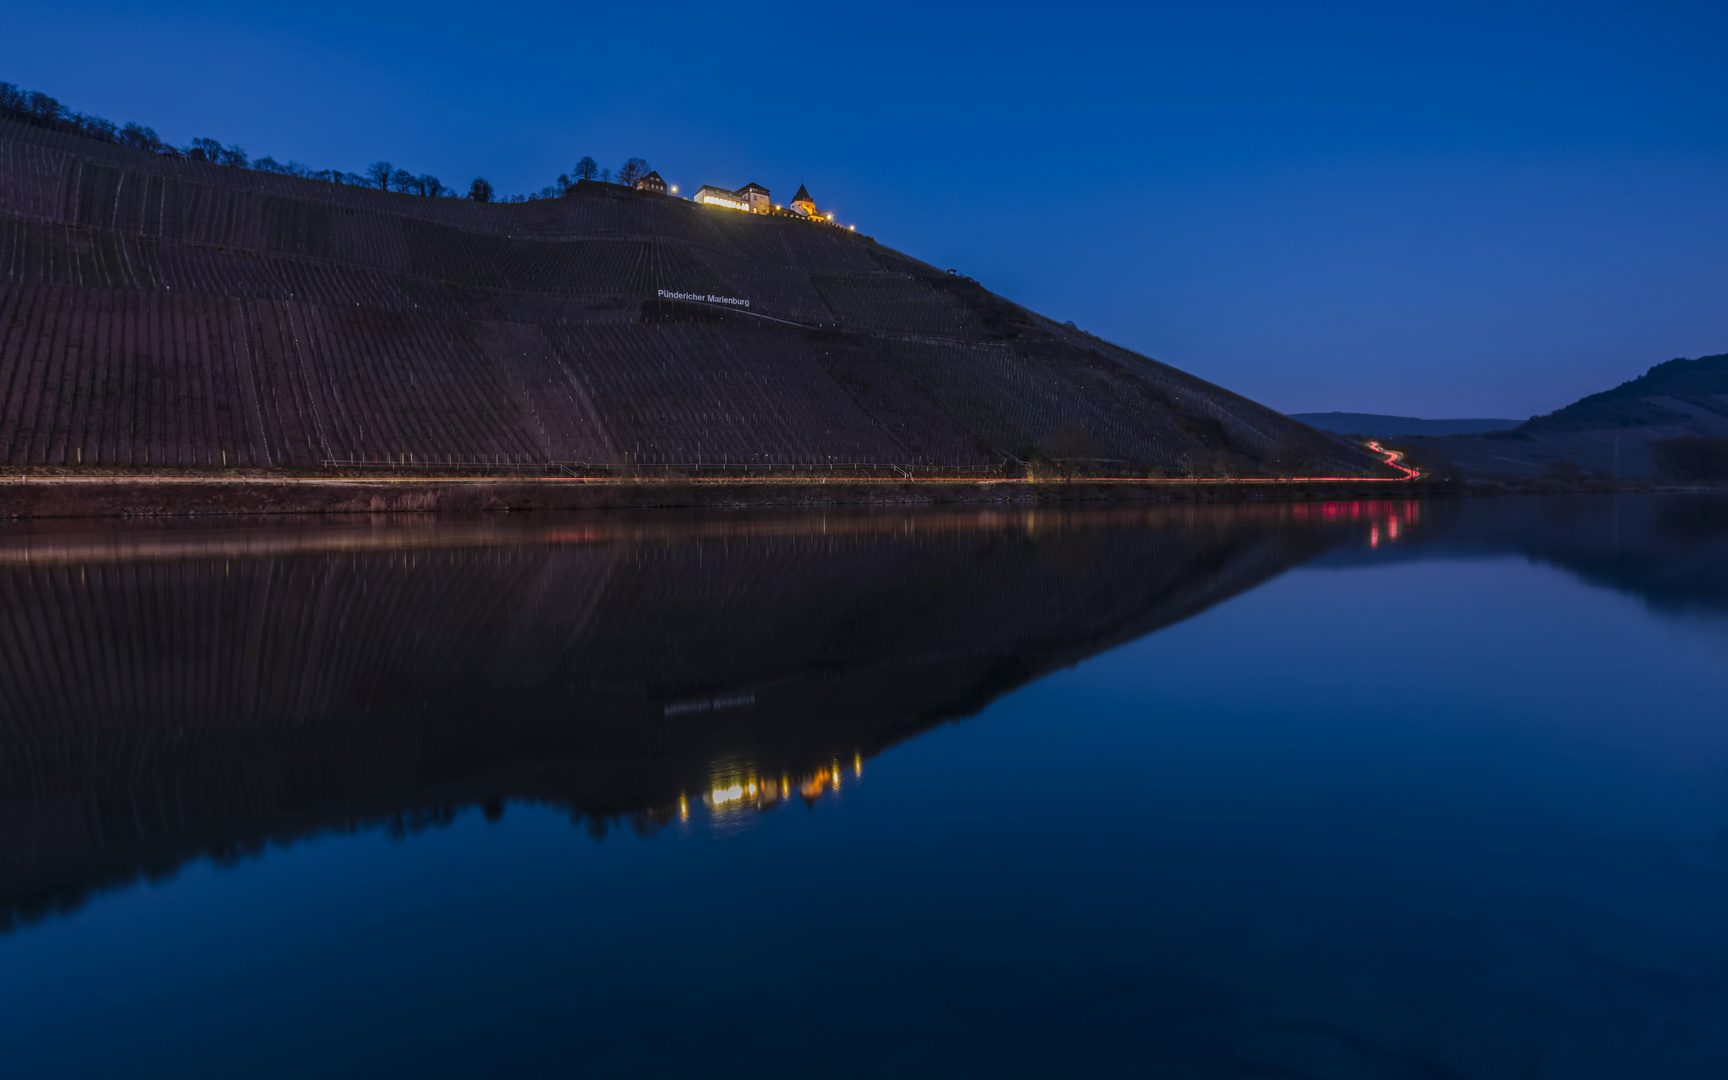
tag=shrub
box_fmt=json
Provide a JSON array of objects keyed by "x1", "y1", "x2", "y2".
[{"x1": 1651, "y1": 436, "x2": 1728, "y2": 482}]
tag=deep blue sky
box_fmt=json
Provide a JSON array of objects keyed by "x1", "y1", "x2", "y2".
[{"x1": 5, "y1": 1, "x2": 1725, "y2": 417}]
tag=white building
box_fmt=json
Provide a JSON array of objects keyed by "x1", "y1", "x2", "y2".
[{"x1": 694, "y1": 185, "x2": 750, "y2": 211}]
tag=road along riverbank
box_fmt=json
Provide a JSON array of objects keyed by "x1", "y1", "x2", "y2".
[
  {"x1": 0, "y1": 444, "x2": 1426, "y2": 518},
  {"x1": 0, "y1": 474, "x2": 1429, "y2": 518}
]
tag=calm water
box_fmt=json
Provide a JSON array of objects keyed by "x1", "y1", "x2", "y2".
[{"x1": 1, "y1": 496, "x2": 1725, "y2": 1079}]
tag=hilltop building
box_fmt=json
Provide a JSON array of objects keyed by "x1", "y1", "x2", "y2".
[
  {"x1": 694, "y1": 184, "x2": 750, "y2": 211},
  {"x1": 695, "y1": 182, "x2": 772, "y2": 213},
  {"x1": 689, "y1": 178, "x2": 844, "y2": 228},
  {"x1": 737, "y1": 182, "x2": 771, "y2": 213},
  {"x1": 634, "y1": 170, "x2": 668, "y2": 195}
]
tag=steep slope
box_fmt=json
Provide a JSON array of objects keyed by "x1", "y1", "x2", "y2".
[
  {"x1": 0, "y1": 119, "x2": 1381, "y2": 477},
  {"x1": 1404, "y1": 353, "x2": 1728, "y2": 478}
]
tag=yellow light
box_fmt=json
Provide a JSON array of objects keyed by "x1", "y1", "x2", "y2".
[
  {"x1": 854, "y1": 753, "x2": 863, "y2": 777},
  {"x1": 747, "y1": 782, "x2": 757, "y2": 795},
  {"x1": 671, "y1": 185, "x2": 679, "y2": 193},
  {"x1": 711, "y1": 782, "x2": 748, "y2": 805}
]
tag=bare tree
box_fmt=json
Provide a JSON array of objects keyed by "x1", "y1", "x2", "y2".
[
  {"x1": 366, "y1": 161, "x2": 394, "y2": 190},
  {"x1": 121, "y1": 123, "x2": 165, "y2": 152},
  {"x1": 467, "y1": 178, "x2": 493, "y2": 203},
  {"x1": 617, "y1": 157, "x2": 650, "y2": 187},
  {"x1": 75, "y1": 115, "x2": 117, "y2": 142},
  {"x1": 255, "y1": 157, "x2": 310, "y2": 177},
  {"x1": 25, "y1": 91, "x2": 61, "y2": 123},
  {"x1": 187, "y1": 137, "x2": 222, "y2": 163},
  {"x1": 218, "y1": 143, "x2": 247, "y2": 167},
  {"x1": 572, "y1": 156, "x2": 599, "y2": 181}
]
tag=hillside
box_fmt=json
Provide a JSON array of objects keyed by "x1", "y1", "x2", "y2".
[
  {"x1": 1401, "y1": 353, "x2": 1728, "y2": 478},
  {"x1": 0, "y1": 117, "x2": 1381, "y2": 479},
  {"x1": 1291, "y1": 412, "x2": 1519, "y2": 438}
]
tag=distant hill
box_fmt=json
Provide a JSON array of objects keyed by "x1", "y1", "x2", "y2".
[
  {"x1": 0, "y1": 115, "x2": 1381, "y2": 480},
  {"x1": 1291, "y1": 412, "x2": 1520, "y2": 438},
  {"x1": 1401, "y1": 353, "x2": 1728, "y2": 478}
]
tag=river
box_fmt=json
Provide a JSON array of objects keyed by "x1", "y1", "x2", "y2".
[{"x1": 1, "y1": 495, "x2": 1724, "y2": 1078}]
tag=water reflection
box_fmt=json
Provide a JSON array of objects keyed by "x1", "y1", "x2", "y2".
[
  {"x1": 1319, "y1": 493, "x2": 1728, "y2": 612},
  {"x1": 0, "y1": 495, "x2": 1718, "y2": 933},
  {"x1": 0, "y1": 504, "x2": 1358, "y2": 926}
]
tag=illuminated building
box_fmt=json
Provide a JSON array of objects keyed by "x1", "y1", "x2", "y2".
[
  {"x1": 736, "y1": 182, "x2": 771, "y2": 213},
  {"x1": 695, "y1": 182, "x2": 773, "y2": 213},
  {"x1": 694, "y1": 185, "x2": 749, "y2": 210},
  {"x1": 693, "y1": 180, "x2": 849, "y2": 228},
  {"x1": 634, "y1": 170, "x2": 668, "y2": 195}
]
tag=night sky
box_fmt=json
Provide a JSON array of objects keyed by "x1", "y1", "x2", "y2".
[{"x1": 4, "y1": 1, "x2": 1724, "y2": 418}]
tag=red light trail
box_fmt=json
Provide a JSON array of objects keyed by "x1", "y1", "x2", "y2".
[
  {"x1": 6, "y1": 444, "x2": 1419, "y2": 488},
  {"x1": 1048, "y1": 441, "x2": 1421, "y2": 484}
]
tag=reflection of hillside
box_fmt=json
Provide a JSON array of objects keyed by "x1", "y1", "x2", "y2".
[
  {"x1": 1312, "y1": 494, "x2": 1728, "y2": 612},
  {"x1": 0, "y1": 506, "x2": 1376, "y2": 929}
]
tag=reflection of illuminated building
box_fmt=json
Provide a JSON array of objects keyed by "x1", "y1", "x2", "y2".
[{"x1": 700, "y1": 757, "x2": 860, "y2": 816}]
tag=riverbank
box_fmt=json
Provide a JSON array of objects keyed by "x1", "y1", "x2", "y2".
[{"x1": 0, "y1": 473, "x2": 1435, "y2": 518}]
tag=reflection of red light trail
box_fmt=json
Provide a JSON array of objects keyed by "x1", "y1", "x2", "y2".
[{"x1": 1286, "y1": 498, "x2": 1421, "y2": 550}]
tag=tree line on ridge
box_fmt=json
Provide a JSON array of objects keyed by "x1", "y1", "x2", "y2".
[{"x1": 0, "y1": 79, "x2": 650, "y2": 205}]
